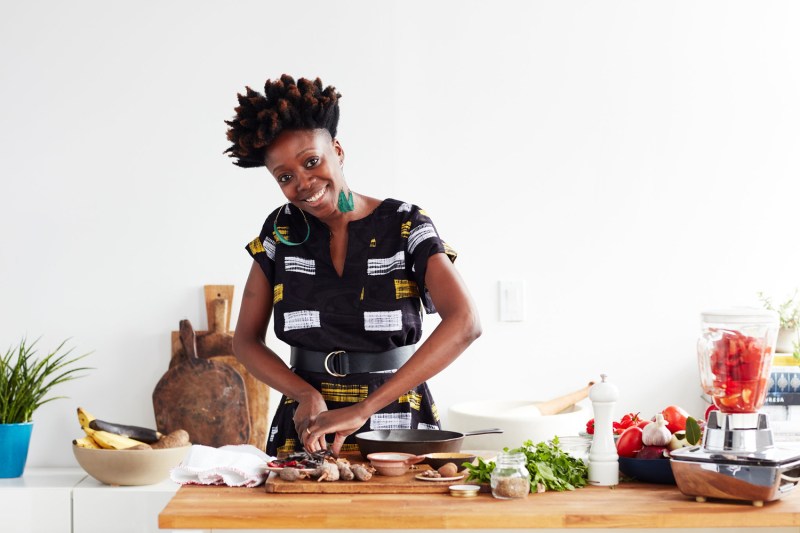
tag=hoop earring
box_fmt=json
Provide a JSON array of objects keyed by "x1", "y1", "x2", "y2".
[{"x1": 273, "y1": 204, "x2": 310, "y2": 246}]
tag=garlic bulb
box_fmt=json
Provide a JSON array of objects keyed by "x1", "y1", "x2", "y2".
[{"x1": 642, "y1": 413, "x2": 672, "y2": 446}]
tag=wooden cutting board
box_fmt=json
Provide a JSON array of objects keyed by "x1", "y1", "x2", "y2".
[
  {"x1": 153, "y1": 319, "x2": 251, "y2": 447},
  {"x1": 265, "y1": 464, "x2": 470, "y2": 494},
  {"x1": 170, "y1": 285, "x2": 269, "y2": 449}
]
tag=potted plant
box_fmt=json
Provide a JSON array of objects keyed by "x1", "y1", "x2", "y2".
[
  {"x1": 0, "y1": 337, "x2": 91, "y2": 477},
  {"x1": 758, "y1": 291, "x2": 800, "y2": 358}
]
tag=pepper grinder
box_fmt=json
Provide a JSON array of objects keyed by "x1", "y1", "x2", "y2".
[{"x1": 588, "y1": 373, "x2": 619, "y2": 486}]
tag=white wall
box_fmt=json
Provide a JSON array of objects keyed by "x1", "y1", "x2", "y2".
[{"x1": 2, "y1": 1, "x2": 799, "y2": 467}]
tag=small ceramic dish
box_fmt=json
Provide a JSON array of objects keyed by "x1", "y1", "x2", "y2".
[
  {"x1": 448, "y1": 484, "x2": 481, "y2": 497},
  {"x1": 414, "y1": 473, "x2": 465, "y2": 482},
  {"x1": 367, "y1": 452, "x2": 425, "y2": 476},
  {"x1": 421, "y1": 452, "x2": 477, "y2": 470}
]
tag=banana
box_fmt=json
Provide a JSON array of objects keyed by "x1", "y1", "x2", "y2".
[
  {"x1": 72, "y1": 436, "x2": 101, "y2": 449},
  {"x1": 83, "y1": 426, "x2": 149, "y2": 450},
  {"x1": 77, "y1": 407, "x2": 96, "y2": 429}
]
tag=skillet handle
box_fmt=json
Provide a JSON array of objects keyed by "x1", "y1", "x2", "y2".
[{"x1": 462, "y1": 428, "x2": 503, "y2": 436}]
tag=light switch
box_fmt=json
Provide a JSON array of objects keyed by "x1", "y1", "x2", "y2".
[{"x1": 499, "y1": 280, "x2": 525, "y2": 322}]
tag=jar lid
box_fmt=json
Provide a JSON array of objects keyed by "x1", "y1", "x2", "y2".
[{"x1": 701, "y1": 308, "x2": 779, "y2": 326}]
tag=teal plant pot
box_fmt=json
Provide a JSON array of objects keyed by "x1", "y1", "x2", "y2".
[{"x1": 0, "y1": 422, "x2": 34, "y2": 478}]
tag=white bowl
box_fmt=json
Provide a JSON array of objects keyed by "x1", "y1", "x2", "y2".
[
  {"x1": 448, "y1": 401, "x2": 589, "y2": 450},
  {"x1": 73, "y1": 444, "x2": 191, "y2": 486}
]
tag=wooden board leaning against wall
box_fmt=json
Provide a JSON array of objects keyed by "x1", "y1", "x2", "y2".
[{"x1": 169, "y1": 285, "x2": 269, "y2": 450}]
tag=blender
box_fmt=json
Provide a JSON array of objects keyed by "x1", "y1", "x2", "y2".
[{"x1": 671, "y1": 308, "x2": 800, "y2": 506}]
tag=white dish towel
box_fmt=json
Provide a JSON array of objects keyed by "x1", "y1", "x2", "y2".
[{"x1": 170, "y1": 444, "x2": 274, "y2": 488}]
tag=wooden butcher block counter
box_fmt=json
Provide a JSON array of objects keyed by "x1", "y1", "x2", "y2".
[{"x1": 159, "y1": 479, "x2": 800, "y2": 530}]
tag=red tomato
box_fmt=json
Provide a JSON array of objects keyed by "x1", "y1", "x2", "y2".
[
  {"x1": 616, "y1": 426, "x2": 644, "y2": 458},
  {"x1": 709, "y1": 329, "x2": 772, "y2": 413},
  {"x1": 586, "y1": 419, "x2": 595, "y2": 435},
  {"x1": 661, "y1": 405, "x2": 689, "y2": 433}
]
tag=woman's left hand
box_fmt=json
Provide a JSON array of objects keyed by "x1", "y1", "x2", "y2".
[{"x1": 303, "y1": 404, "x2": 369, "y2": 456}]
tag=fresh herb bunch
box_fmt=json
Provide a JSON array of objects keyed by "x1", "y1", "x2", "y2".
[
  {"x1": 513, "y1": 437, "x2": 588, "y2": 491},
  {"x1": 0, "y1": 338, "x2": 92, "y2": 424},
  {"x1": 463, "y1": 437, "x2": 589, "y2": 492}
]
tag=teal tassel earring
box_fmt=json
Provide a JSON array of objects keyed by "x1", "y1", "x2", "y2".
[{"x1": 337, "y1": 189, "x2": 355, "y2": 213}]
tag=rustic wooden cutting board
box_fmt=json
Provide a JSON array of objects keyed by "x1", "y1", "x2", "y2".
[
  {"x1": 153, "y1": 319, "x2": 251, "y2": 447},
  {"x1": 265, "y1": 464, "x2": 470, "y2": 494},
  {"x1": 169, "y1": 285, "x2": 269, "y2": 449}
]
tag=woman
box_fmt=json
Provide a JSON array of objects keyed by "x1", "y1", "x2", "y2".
[{"x1": 227, "y1": 75, "x2": 481, "y2": 457}]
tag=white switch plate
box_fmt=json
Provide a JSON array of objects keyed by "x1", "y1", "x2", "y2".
[{"x1": 499, "y1": 280, "x2": 525, "y2": 322}]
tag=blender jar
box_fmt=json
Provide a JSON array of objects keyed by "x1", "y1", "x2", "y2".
[{"x1": 698, "y1": 309, "x2": 779, "y2": 414}]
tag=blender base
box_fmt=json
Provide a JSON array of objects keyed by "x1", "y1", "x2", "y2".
[{"x1": 670, "y1": 446, "x2": 800, "y2": 505}]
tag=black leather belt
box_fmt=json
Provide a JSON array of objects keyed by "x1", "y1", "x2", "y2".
[{"x1": 290, "y1": 345, "x2": 415, "y2": 377}]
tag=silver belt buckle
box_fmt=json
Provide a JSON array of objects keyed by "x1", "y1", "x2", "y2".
[{"x1": 324, "y1": 350, "x2": 347, "y2": 377}]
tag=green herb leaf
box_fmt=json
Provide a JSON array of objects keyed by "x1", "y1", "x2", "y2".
[{"x1": 685, "y1": 416, "x2": 702, "y2": 445}]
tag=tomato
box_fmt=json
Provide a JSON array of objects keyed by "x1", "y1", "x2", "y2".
[
  {"x1": 616, "y1": 426, "x2": 644, "y2": 458},
  {"x1": 708, "y1": 329, "x2": 771, "y2": 413},
  {"x1": 587, "y1": 412, "x2": 642, "y2": 436},
  {"x1": 661, "y1": 405, "x2": 689, "y2": 434}
]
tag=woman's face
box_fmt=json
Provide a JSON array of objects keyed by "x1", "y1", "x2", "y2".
[{"x1": 265, "y1": 129, "x2": 345, "y2": 220}]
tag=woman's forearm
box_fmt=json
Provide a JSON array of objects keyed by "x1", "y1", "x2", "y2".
[
  {"x1": 359, "y1": 308, "x2": 481, "y2": 418},
  {"x1": 233, "y1": 335, "x2": 320, "y2": 403}
]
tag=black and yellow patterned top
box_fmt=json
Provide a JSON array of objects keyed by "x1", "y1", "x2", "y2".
[{"x1": 245, "y1": 198, "x2": 457, "y2": 353}]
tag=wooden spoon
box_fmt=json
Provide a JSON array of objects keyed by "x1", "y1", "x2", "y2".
[{"x1": 508, "y1": 382, "x2": 595, "y2": 417}]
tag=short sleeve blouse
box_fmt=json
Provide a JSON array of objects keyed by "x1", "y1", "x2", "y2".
[{"x1": 245, "y1": 198, "x2": 457, "y2": 353}]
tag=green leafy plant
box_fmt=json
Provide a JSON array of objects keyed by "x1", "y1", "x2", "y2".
[
  {"x1": 0, "y1": 337, "x2": 92, "y2": 424},
  {"x1": 757, "y1": 290, "x2": 800, "y2": 359}
]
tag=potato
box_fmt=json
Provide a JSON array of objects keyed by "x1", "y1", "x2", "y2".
[
  {"x1": 437, "y1": 462, "x2": 458, "y2": 478},
  {"x1": 150, "y1": 429, "x2": 190, "y2": 449}
]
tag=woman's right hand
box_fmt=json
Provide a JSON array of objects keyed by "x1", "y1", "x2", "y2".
[{"x1": 293, "y1": 390, "x2": 329, "y2": 452}]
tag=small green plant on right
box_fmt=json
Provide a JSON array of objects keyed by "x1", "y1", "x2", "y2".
[{"x1": 758, "y1": 290, "x2": 800, "y2": 359}]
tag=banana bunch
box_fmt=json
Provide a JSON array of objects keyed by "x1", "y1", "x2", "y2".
[
  {"x1": 74, "y1": 407, "x2": 190, "y2": 450},
  {"x1": 74, "y1": 407, "x2": 161, "y2": 450}
]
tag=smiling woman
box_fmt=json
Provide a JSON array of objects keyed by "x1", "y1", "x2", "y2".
[{"x1": 224, "y1": 75, "x2": 482, "y2": 458}]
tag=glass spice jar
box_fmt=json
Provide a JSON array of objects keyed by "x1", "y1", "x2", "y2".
[{"x1": 490, "y1": 451, "x2": 530, "y2": 500}]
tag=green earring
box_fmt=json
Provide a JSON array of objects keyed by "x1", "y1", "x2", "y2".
[
  {"x1": 337, "y1": 190, "x2": 355, "y2": 213},
  {"x1": 273, "y1": 204, "x2": 310, "y2": 246}
]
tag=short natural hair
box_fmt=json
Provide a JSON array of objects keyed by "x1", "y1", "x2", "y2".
[{"x1": 224, "y1": 74, "x2": 341, "y2": 168}]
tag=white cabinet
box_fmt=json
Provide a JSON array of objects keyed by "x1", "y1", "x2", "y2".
[
  {"x1": 72, "y1": 476, "x2": 208, "y2": 533},
  {"x1": 0, "y1": 468, "x2": 84, "y2": 533}
]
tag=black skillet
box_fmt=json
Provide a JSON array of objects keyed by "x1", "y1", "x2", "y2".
[{"x1": 355, "y1": 428, "x2": 502, "y2": 459}]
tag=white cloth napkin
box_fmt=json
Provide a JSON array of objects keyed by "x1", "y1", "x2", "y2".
[{"x1": 170, "y1": 444, "x2": 274, "y2": 488}]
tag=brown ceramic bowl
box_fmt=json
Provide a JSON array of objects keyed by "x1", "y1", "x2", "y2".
[
  {"x1": 422, "y1": 452, "x2": 478, "y2": 470},
  {"x1": 73, "y1": 444, "x2": 191, "y2": 486},
  {"x1": 366, "y1": 452, "x2": 425, "y2": 476}
]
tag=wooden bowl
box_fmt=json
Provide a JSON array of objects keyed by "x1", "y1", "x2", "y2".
[{"x1": 73, "y1": 444, "x2": 191, "y2": 486}]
